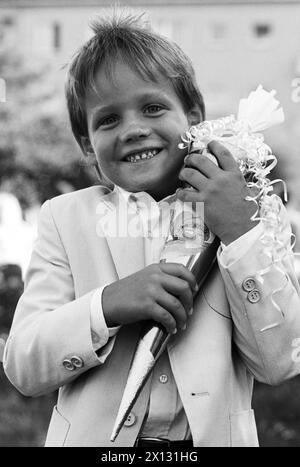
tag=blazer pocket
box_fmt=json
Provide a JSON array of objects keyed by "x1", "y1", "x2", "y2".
[
  {"x1": 45, "y1": 405, "x2": 70, "y2": 447},
  {"x1": 230, "y1": 409, "x2": 258, "y2": 447}
]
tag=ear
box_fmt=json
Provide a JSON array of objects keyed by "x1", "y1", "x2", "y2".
[
  {"x1": 187, "y1": 107, "x2": 203, "y2": 127},
  {"x1": 80, "y1": 136, "x2": 97, "y2": 164}
]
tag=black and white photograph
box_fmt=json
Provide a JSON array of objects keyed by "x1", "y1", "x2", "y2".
[{"x1": 0, "y1": 0, "x2": 300, "y2": 451}]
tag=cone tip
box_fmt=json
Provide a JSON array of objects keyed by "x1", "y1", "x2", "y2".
[{"x1": 110, "y1": 425, "x2": 120, "y2": 442}]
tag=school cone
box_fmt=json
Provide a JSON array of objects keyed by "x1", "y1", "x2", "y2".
[{"x1": 110, "y1": 200, "x2": 220, "y2": 442}]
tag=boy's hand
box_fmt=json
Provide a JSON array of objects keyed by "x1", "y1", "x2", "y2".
[
  {"x1": 102, "y1": 263, "x2": 198, "y2": 334},
  {"x1": 177, "y1": 140, "x2": 259, "y2": 245}
]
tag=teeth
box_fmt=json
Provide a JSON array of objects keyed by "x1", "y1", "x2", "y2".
[{"x1": 125, "y1": 149, "x2": 159, "y2": 162}]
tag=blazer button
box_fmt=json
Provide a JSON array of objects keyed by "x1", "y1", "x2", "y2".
[
  {"x1": 124, "y1": 412, "x2": 136, "y2": 427},
  {"x1": 247, "y1": 289, "x2": 261, "y2": 303},
  {"x1": 242, "y1": 277, "x2": 256, "y2": 292},
  {"x1": 62, "y1": 358, "x2": 75, "y2": 371},
  {"x1": 70, "y1": 356, "x2": 84, "y2": 368}
]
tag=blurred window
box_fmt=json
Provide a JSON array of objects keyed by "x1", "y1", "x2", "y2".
[
  {"x1": 249, "y1": 22, "x2": 273, "y2": 49},
  {"x1": 211, "y1": 23, "x2": 227, "y2": 41},
  {"x1": 2, "y1": 16, "x2": 14, "y2": 27},
  {"x1": 202, "y1": 23, "x2": 227, "y2": 50},
  {"x1": 53, "y1": 22, "x2": 61, "y2": 52},
  {"x1": 0, "y1": 15, "x2": 15, "y2": 49},
  {"x1": 254, "y1": 23, "x2": 271, "y2": 38}
]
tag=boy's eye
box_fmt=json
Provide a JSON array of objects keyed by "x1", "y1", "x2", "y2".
[
  {"x1": 144, "y1": 104, "x2": 165, "y2": 115},
  {"x1": 99, "y1": 115, "x2": 118, "y2": 127}
]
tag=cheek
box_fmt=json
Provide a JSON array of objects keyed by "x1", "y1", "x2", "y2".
[
  {"x1": 93, "y1": 136, "x2": 113, "y2": 166},
  {"x1": 165, "y1": 116, "x2": 190, "y2": 144},
  {"x1": 168, "y1": 128, "x2": 188, "y2": 158}
]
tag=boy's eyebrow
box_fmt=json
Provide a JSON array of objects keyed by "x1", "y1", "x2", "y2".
[
  {"x1": 146, "y1": 90, "x2": 175, "y2": 104},
  {"x1": 91, "y1": 105, "x2": 115, "y2": 118},
  {"x1": 89, "y1": 105, "x2": 114, "y2": 127},
  {"x1": 90, "y1": 90, "x2": 171, "y2": 119},
  {"x1": 137, "y1": 90, "x2": 170, "y2": 102}
]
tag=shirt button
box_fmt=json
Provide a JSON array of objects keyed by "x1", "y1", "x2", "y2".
[
  {"x1": 70, "y1": 356, "x2": 84, "y2": 368},
  {"x1": 242, "y1": 277, "x2": 256, "y2": 292},
  {"x1": 124, "y1": 412, "x2": 136, "y2": 427},
  {"x1": 247, "y1": 289, "x2": 261, "y2": 303},
  {"x1": 159, "y1": 374, "x2": 168, "y2": 384},
  {"x1": 62, "y1": 359, "x2": 75, "y2": 371}
]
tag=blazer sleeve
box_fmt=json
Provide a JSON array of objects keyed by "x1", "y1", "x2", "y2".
[
  {"x1": 3, "y1": 200, "x2": 116, "y2": 397},
  {"x1": 218, "y1": 196, "x2": 300, "y2": 386}
]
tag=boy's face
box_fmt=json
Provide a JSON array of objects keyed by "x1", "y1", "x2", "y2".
[{"x1": 83, "y1": 61, "x2": 201, "y2": 200}]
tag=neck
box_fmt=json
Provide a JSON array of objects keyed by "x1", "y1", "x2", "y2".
[{"x1": 147, "y1": 179, "x2": 183, "y2": 202}]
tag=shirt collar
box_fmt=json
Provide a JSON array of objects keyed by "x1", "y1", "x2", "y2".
[
  {"x1": 113, "y1": 185, "x2": 159, "y2": 211},
  {"x1": 113, "y1": 184, "x2": 175, "y2": 208}
]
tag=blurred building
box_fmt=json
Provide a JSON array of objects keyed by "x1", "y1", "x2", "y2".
[{"x1": 0, "y1": 0, "x2": 299, "y2": 189}]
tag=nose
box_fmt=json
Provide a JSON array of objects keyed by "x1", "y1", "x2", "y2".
[{"x1": 119, "y1": 122, "x2": 151, "y2": 143}]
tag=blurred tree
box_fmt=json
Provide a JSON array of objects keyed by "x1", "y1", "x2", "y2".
[{"x1": 0, "y1": 48, "x2": 96, "y2": 210}]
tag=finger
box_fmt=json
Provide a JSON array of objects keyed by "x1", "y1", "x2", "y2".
[
  {"x1": 151, "y1": 303, "x2": 177, "y2": 334},
  {"x1": 162, "y1": 275, "x2": 194, "y2": 317},
  {"x1": 159, "y1": 263, "x2": 198, "y2": 294},
  {"x1": 157, "y1": 291, "x2": 187, "y2": 331},
  {"x1": 207, "y1": 140, "x2": 238, "y2": 171},
  {"x1": 184, "y1": 153, "x2": 220, "y2": 178},
  {"x1": 179, "y1": 167, "x2": 208, "y2": 191},
  {"x1": 176, "y1": 187, "x2": 206, "y2": 204}
]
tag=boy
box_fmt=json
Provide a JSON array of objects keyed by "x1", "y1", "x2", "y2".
[{"x1": 4, "y1": 13, "x2": 300, "y2": 447}]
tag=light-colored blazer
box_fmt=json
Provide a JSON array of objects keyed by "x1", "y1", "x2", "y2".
[{"x1": 4, "y1": 186, "x2": 300, "y2": 447}]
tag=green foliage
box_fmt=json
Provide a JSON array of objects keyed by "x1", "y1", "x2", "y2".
[{"x1": 0, "y1": 49, "x2": 97, "y2": 209}]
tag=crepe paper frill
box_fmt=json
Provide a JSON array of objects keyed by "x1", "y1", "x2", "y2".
[{"x1": 180, "y1": 85, "x2": 290, "y2": 315}]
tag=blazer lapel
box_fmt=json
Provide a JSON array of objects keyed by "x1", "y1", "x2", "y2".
[{"x1": 96, "y1": 189, "x2": 145, "y2": 279}]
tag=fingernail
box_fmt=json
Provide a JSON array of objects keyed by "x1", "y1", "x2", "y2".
[
  {"x1": 181, "y1": 324, "x2": 187, "y2": 331},
  {"x1": 195, "y1": 284, "x2": 199, "y2": 292},
  {"x1": 172, "y1": 328, "x2": 177, "y2": 335},
  {"x1": 188, "y1": 307, "x2": 193, "y2": 316}
]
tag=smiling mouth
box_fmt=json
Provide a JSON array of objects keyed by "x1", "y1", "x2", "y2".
[{"x1": 124, "y1": 149, "x2": 162, "y2": 163}]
